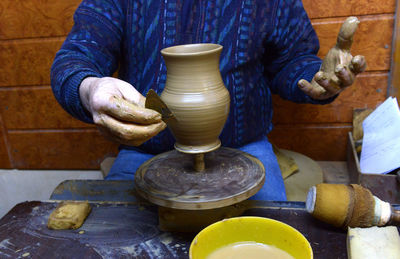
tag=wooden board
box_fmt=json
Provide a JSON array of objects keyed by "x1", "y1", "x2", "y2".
[
  {"x1": 303, "y1": 0, "x2": 395, "y2": 19},
  {"x1": 0, "y1": 38, "x2": 64, "y2": 87},
  {"x1": 313, "y1": 14, "x2": 394, "y2": 72},
  {"x1": 0, "y1": 0, "x2": 80, "y2": 39},
  {"x1": 272, "y1": 72, "x2": 387, "y2": 124},
  {"x1": 268, "y1": 125, "x2": 351, "y2": 161},
  {"x1": 0, "y1": 115, "x2": 11, "y2": 168},
  {"x1": 389, "y1": 0, "x2": 400, "y2": 102},
  {"x1": 0, "y1": 200, "x2": 351, "y2": 258},
  {"x1": 0, "y1": 86, "x2": 92, "y2": 129},
  {"x1": 0, "y1": 17, "x2": 391, "y2": 88},
  {"x1": 7, "y1": 130, "x2": 118, "y2": 169}
]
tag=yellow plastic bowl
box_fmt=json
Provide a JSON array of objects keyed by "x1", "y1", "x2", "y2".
[{"x1": 189, "y1": 216, "x2": 313, "y2": 259}]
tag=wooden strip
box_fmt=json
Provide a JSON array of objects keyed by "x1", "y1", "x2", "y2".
[
  {"x1": 0, "y1": 38, "x2": 64, "y2": 87},
  {"x1": 8, "y1": 130, "x2": 119, "y2": 169},
  {"x1": 303, "y1": 0, "x2": 395, "y2": 19},
  {"x1": 268, "y1": 125, "x2": 352, "y2": 161},
  {"x1": 0, "y1": 0, "x2": 80, "y2": 40},
  {"x1": 272, "y1": 72, "x2": 388, "y2": 124},
  {"x1": 0, "y1": 16, "x2": 391, "y2": 87},
  {"x1": 0, "y1": 86, "x2": 93, "y2": 129},
  {"x1": 312, "y1": 15, "x2": 394, "y2": 71},
  {"x1": 0, "y1": 115, "x2": 12, "y2": 168},
  {"x1": 389, "y1": 0, "x2": 400, "y2": 102},
  {"x1": 0, "y1": 0, "x2": 394, "y2": 39}
]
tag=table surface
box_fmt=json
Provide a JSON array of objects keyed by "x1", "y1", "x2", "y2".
[{"x1": 0, "y1": 180, "x2": 398, "y2": 259}]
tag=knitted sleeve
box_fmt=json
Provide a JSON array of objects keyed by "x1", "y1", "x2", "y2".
[
  {"x1": 50, "y1": 0, "x2": 125, "y2": 123},
  {"x1": 264, "y1": 0, "x2": 337, "y2": 104}
]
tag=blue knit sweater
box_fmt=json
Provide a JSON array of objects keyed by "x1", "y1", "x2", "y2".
[{"x1": 51, "y1": 0, "x2": 333, "y2": 154}]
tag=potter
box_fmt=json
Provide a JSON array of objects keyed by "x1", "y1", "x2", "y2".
[{"x1": 52, "y1": 0, "x2": 366, "y2": 201}]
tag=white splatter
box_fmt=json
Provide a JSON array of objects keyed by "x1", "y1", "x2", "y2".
[
  {"x1": 0, "y1": 239, "x2": 13, "y2": 258},
  {"x1": 121, "y1": 245, "x2": 142, "y2": 257},
  {"x1": 159, "y1": 233, "x2": 173, "y2": 246}
]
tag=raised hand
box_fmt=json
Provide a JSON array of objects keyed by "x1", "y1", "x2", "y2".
[
  {"x1": 298, "y1": 16, "x2": 367, "y2": 100},
  {"x1": 79, "y1": 77, "x2": 166, "y2": 146}
]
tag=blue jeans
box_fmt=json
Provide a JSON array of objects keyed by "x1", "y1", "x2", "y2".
[{"x1": 107, "y1": 136, "x2": 286, "y2": 201}]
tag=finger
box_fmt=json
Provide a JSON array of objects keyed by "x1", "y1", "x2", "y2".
[
  {"x1": 104, "y1": 96, "x2": 162, "y2": 124},
  {"x1": 95, "y1": 114, "x2": 167, "y2": 146},
  {"x1": 337, "y1": 16, "x2": 359, "y2": 51},
  {"x1": 314, "y1": 71, "x2": 342, "y2": 93},
  {"x1": 349, "y1": 55, "x2": 367, "y2": 75},
  {"x1": 334, "y1": 64, "x2": 355, "y2": 87},
  {"x1": 114, "y1": 78, "x2": 146, "y2": 107},
  {"x1": 97, "y1": 126, "x2": 149, "y2": 146},
  {"x1": 298, "y1": 79, "x2": 327, "y2": 100}
]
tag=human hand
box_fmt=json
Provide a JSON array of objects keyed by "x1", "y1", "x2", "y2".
[
  {"x1": 298, "y1": 16, "x2": 367, "y2": 100},
  {"x1": 79, "y1": 77, "x2": 166, "y2": 146}
]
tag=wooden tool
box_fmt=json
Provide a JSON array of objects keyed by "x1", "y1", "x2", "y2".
[{"x1": 306, "y1": 183, "x2": 400, "y2": 228}]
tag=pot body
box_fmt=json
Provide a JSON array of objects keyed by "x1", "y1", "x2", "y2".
[{"x1": 160, "y1": 44, "x2": 230, "y2": 154}]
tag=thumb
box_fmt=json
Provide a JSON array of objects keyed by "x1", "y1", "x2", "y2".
[{"x1": 336, "y1": 16, "x2": 360, "y2": 51}]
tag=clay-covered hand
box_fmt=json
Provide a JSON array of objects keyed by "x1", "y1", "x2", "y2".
[
  {"x1": 79, "y1": 77, "x2": 166, "y2": 146},
  {"x1": 298, "y1": 16, "x2": 367, "y2": 100}
]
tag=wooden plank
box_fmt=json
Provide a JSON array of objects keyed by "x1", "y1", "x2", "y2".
[
  {"x1": 303, "y1": 0, "x2": 395, "y2": 19},
  {"x1": 0, "y1": 201, "x2": 352, "y2": 258},
  {"x1": 0, "y1": 0, "x2": 80, "y2": 40},
  {"x1": 0, "y1": 38, "x2": 64, "y2": 87},
  {"x1": 268, "y1": 125, "x2": 352, "y2": 161},
  {"x1": 0, "y1": 0, "x2": 394, "y2": 39},
  {"x1": 272, "y1": 72, "x2": 387, "y2": 124},
  {"x1": 313, "y1": 14, "x2": 394, "y2": 71},
  {"x1": 0, "y1": 16, "x2": 392, "y2": 87},
  {"x1": 8, "y1": 130, "x2": 119, "y2": 169},
  {"x1": 0, "y1": 86, "x2": 93, "y2": 129},
  {"x1": 389, "y1": 0, "x2": 400, "y2": 102},
  {"x1": 0, "y1": 115, "x2": 11, "y2": 168}
]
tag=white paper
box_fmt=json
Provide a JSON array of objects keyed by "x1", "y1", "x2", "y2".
[{"x1": 360, "y1": 96, "x2": 400, "y2": 174}]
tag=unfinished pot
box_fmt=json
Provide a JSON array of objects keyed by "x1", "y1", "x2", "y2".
[{"x1": 160, "y1": 43, "x2": 230, "y2": 154}]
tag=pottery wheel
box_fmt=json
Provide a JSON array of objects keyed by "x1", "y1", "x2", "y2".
[{"x1": 135, "y1": 147, "x2": 265, "y2": 210}]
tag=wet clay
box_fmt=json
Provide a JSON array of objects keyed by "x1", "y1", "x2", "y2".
[
  {"x1": 297, "y1": 16, "x2": 366, "y2": 100},
  {"x1": 321, "y1": 16, "x2": 359, "y2": 74},
  {"x1": 160, "y1": 44, "x2": 230, "y2": 154},
  {"x1": 207, "y1": 242, "x2": 295, "y2": 259},
  {"x1": 134, "y1": 147, "x2": 265, "y2": 210},
  {"x1": 47, "y1": 201, "x2": 91, "y2": 230}
]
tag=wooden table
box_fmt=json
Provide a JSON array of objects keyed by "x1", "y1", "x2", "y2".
[{"x1": 0, "y1": 180, "x2": 396, "y2": 258}]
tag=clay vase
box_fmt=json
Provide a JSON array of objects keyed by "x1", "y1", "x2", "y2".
[{"x1": 160, "y1": 43, "x2": 230, "y2": 154}]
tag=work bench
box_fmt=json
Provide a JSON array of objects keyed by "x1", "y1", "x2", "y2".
[{"x1": 1, "y1": 179, "x2": 388, "y2": 258}]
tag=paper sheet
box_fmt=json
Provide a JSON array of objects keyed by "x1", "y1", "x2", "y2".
[{"x1": 360, "y1": 96, "x2": 400, "y2": 174}]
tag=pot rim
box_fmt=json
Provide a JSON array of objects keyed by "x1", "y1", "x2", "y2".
[{"x1": 161, "y1": 43, "x2": 222, "y2": 57}]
